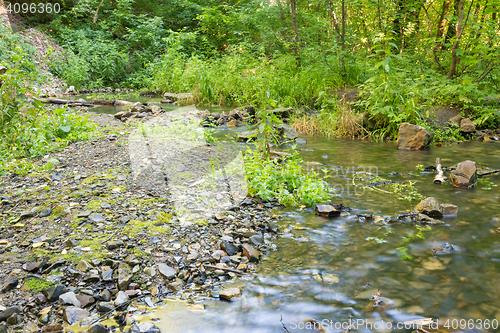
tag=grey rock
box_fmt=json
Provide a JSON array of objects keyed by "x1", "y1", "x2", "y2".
[
  {"x1": 1, "y1": 278, "x2": 18, "y2": 293},
  {"x1": 59, "y1": 292, "x2": 81, "y2": 307},
  {"x1": 315, "y1": 204, "x2": 341, "y2": 217},
  {"x1": 222, "y1": 241, "x2": 239, "y2": 256},
  {"x1": 158, "y1": 263, "x2": 176, "y2": 280},
  {"x1": 87, "y1": 324, "x2": 109, "y2": 333},
  {"x1": 249, "y1": 234, "x2": 264, "y2": 245},
  {"x1": 39, "y1": 208, "x2": 52, "y2": 217},
  {"x1": 98, "y1": 301, "x2": 114, "y2": 313},
  {"x1": 460, "y1": 118, "x2": 476, "y2": 133},
  {"x1": 107, "y1": 240, "x2": 124, "y2": 250},
  {"x1": 64, "y1": 306, "x2": 90, "y2": 325},
  {"x1": 100, "y1": 289, "x2": 111, "y2": 302},
  {"x1": 44, "y1": 284, "x2": 67, "y2": 302},
  {"x1": 277, "y1": 123, "x2": 298, "y2": 142},
  {"x1": 66, "y1": 238, "x2": 79, "y2": 248},
  {"x1": 89, "y1": 214, "x2": 105, "y2": 222},
  {"x1": 440, "y1": 203, "x2": 458, "y2": 216},
  {"x1": 0, "y1": 306, "x2": 21, "y2": 322},
  {"x1": 236, "y1": 130, "x2": 257, "y2": 142},
  {"x1": 102, "y1": 269, "x2": 113, "y2": 281},
  {"x1": 114, "y1": 291, "x2": 129, "y2": 308}
]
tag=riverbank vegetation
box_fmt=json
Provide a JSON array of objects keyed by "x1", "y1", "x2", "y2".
[{"x1": 11, "y1": 0, "x2": 497, "y2": 140}]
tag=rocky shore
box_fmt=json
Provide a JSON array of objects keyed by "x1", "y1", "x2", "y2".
[{"x1": 0, "y1": 113, "x2": 281, "y2": 333}]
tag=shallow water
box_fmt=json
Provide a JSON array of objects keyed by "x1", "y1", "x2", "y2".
[
  {"x1": 82, "y1": 98, "x2": 500, "y2": 332},
  {"x1": 148, "y1": 137, "x2": 500, "y2": 333}
]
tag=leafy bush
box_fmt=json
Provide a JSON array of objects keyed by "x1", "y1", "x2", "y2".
[{"x1": 244, "y1": 149, "x2": 330, "y2": 206}]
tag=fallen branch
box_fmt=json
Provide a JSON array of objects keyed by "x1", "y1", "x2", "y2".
[
  {"x1": 478, "y1": 169, "x2": 500, "y2": 178},
  {"x1": 44, "y1": 98, "x2": 94, "y2": 107},
  {"x1": 434, "y1": 158, "x2": 446, "y2": 184}
]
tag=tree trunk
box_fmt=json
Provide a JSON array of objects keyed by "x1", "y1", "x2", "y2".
[
  {"x1": 290, "y1": 0, "x2": 301, "y2": 64},
  {"x1": 436, "y1": 0, "x2": 451, "y2": 41},
  {"x1": 93, "y1": 0, "x2": 106, "y2": 24},
  {"x1": 444, "y1": 0, "x2": 459, "y2": 49},
  {"x1": 447, "y1": 0, "x2": 465, "y2": 79},
  {"x1": 392, "y1": 0, "x2": 405, "y2": 49}
]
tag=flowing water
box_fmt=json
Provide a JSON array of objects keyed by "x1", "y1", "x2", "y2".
[
  {"x1": 80, "y1": 95, "x2": 500, "y2": 332},
  {"x1": 146, "y1": 139, "x2": 500, "y2": 333}
]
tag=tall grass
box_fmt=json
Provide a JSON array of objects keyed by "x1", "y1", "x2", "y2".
[
  {"x1": 290, "y1": 103, "x2": 367, "y2": 138},
  {"x1": 149, "y1": 51, "x2": 343, "y2": 108}
]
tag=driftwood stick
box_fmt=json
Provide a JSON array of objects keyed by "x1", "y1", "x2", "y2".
[
  {"x1": 434, "y1": 158, "x2": 446, "y2": 184},
  {"x1": 478, "y1": 169, "x2": 500, "y2": 178}
]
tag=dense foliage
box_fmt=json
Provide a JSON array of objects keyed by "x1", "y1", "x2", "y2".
[
  {"x1": 15, "y1": 0, "x2": 497, "y2": 138},
  {"x1": 0, "y1": 25, "x2": 98, "y2": 176}
]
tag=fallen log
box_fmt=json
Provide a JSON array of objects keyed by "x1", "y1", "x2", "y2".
[
  {"x1": 434, "y1": 158, "x2": 446, "y2": 184},
  {"x1": 91, "y1": 99, "x2": 114, "y2": 105},
  {"x1": 478, "y1": 169, "x2": 500, "y2": 178},
  {"x1": 114, "y1": 100, "x2": 135, "y2": 106},
  {"x1": 44, "y1": 98, "x2": 94, "y2": 106}
]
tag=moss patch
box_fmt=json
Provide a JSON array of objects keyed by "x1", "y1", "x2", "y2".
[{"x1": 25, "y1": 278, "x2": 55, "y2": 292}]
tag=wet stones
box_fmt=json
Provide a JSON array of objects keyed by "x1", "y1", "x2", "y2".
[
  {"x1": 450, "y1": 160, "x2": 477, "y2": 188},
  {"x1": 414, "y1": 197, "x2": 443, "y2": 218},
  {"x1": 397, "y1": 123, "x2": 434, "y2": 150},
  {"x1": 236, "y1": 130, "x2": 257, "y2": 142},
  {"x1": 315, "y1": 204, "x2": 341, "y2": 217},
  {"x1": 106, "y1": 240, "x2": 124, "y2": 250},
  {"x1": 415, "y1": 197, "x2": 458, "y2": 218},
  {"x1": 219, "y1": 287, "x2": 241, "y2": 301},
  {"x1": 222, "y1": 241, "x2": 239, "y2": 256}
]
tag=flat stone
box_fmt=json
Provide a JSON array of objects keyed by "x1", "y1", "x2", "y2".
[
  {"x1": 222, "y1": 241, "x2": 239, "y2": 256},
  {"x1": 86, "y1": 324, "x2": 109, "y2": 333},
  {"x1": 100, "y1": 289, "x2": 111, "y2": 302},
  {"x1": 98, "y1": 301, "x2": 114, "y2": 313},
  {"x1": 77, "y1": 260, "x2": 92, "y2": 272},
  {"x1": 0, "y1": 306, "x2": 21, "y2": 322},
  {"x1": 1, "y1": 278, "x2": 18, "y2": 293},
  {"x1": 249, "y1": 234, "x2": 264, "y2": 245},
  {"x1": 242, "y1": 244, "x2": 260, "y2": 263},
  {"x1": 76, "y1": 295, "x2": 94, "y2": 308},
  {"x1": 315, "y1": 204, "x2": 341, "y2": 217},
  {"x1": 39, "y1": 208, "x2": 52, "y2": 217},
  {"x1": 44, "y1": 284, "x2": 67, "y2": 302},
  {"x1": 89, "y1": 214, "x2": 105, "y2": 222},
  {"x1": 59, "y1": 292, "x2": 81, "y2": 307},
  {"x1": 158, "y1": 263, "x2": 176, "y2": 280},
  {"x1": 114, "y1": 291, "x2": 129, "y2": 308},
  {"x1": 167, "y1": 278, "x2": 185, "y2": 292},
  {"x1": 64, "y1": 307, "x2": 90, "y2": 325},
  {"x1": 107, "y1": 240, "x2": 124, "y2": 250},
  {"x1": 42, "y1": 323, "x2": 64, "y2": 332},
  {"x1": 78, "y1": 211, "x2": 91, "y2": 218},
  {"x1": 219, "y1": 288, "x2": 241, "y2": 301}
]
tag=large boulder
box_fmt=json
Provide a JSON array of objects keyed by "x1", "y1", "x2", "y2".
[
  {"x1": 460, "y1": 118, "x2": 476, "y2": 133},
  {"x1": 450, "y1": 160, "x2": 477, "y2": 188},
  {"x1": 236, "y1": 130, "x2": 257, "y2": 142},
  {"x1": 397, "y1": 123, "x2": 434, "y2": 150}
]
